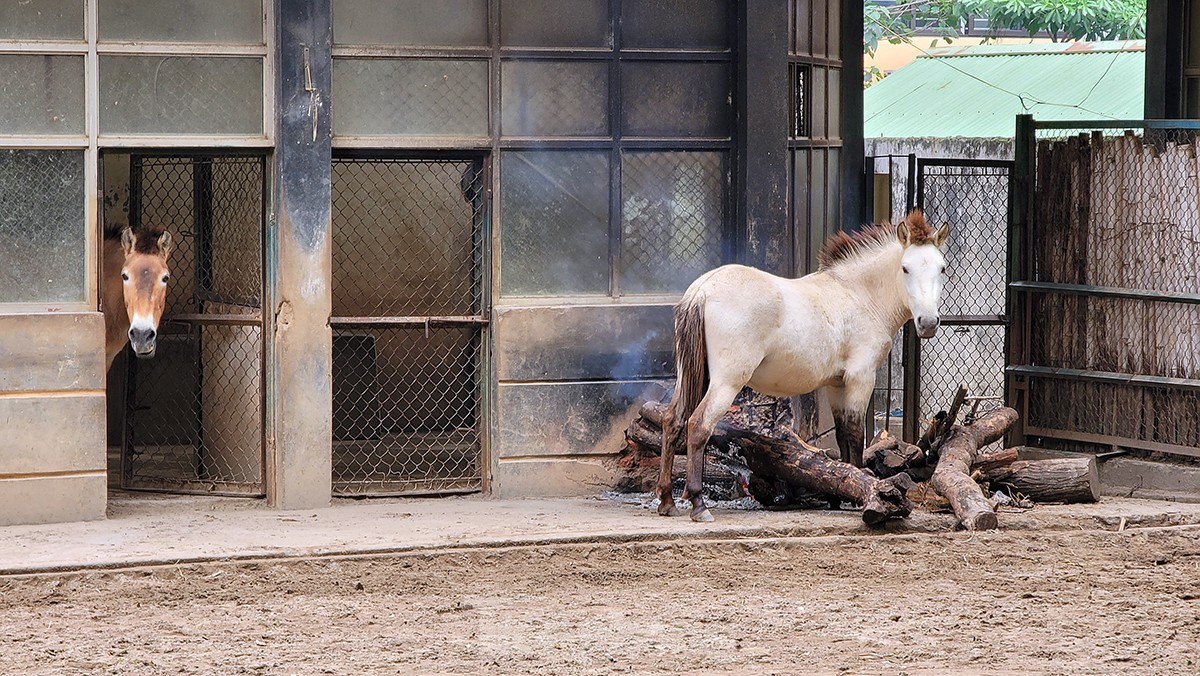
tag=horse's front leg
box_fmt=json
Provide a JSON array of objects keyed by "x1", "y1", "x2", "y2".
[{"x1": 827, "y1": 378, "x2": 872, "y2": 468}]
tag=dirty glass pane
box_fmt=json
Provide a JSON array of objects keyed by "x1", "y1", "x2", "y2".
[
  {"x1": 0, "y1": 55, "x2": 85, "y2": 135},
  {"x1": 810, "y1": 66, "x2": 827, "y2": 138},
  {"x1": 827, "y1": 0, "x2": 841, "y2": 58},
  {"x1": 99, "y1": 56, "x2": 264, "y2": 135},
  {"x1": 812, "y1": 0, "x2": 827, "y2": 58},
  {"x1": 0, "y1": 150, "x2": 85, "y2": 304},
  {"x1": 793, "y1": 0, "x2": 810, "y2": 55},
  {"x1": 622, "y1": 0, "x2": 727, "y2": 49},
  {"x1": 333, "y1": 0, "x2": 487, "y2": 47},
  {"x1": 501, "y1": 60, "x2": 608, "y2": 137},
  {"x1": 620, "y1": 151, "x2": 725, "y2": 294},
  {"x1": 333, "y1": 58, "x2": 488, "y2": 137},
  {"x1": 828, "y1": 67, "x2": 841, "y2": 139},
  {"x1": 0, "y1": 0, "x2": 83, "y2": 40},
  {"x1": 500, "y1": 151, "x2": 610, "y2": 296},
  {"x1": 500, "y1": 0, "x2": 610, "y2": 48},
  {"x1": 792, "y1": 149, "x2": 811, "y2": 273},
  {"x1": 99, "y1": 0, "x2": 263, "y2": 44},
  {"x1": 808, "y1": 149, "x2": 826, "y2": 273},
  {"x1": 1188, "y1": 78, "x2": 1200, "y2": 119},
  {"x1": 621, "y1": 62, "x2": 731, "y2": 138}
]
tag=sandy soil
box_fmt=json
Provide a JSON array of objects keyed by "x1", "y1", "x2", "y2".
[{"x1": 2, "y1": 528, "x2": 1198, "y2": 675}]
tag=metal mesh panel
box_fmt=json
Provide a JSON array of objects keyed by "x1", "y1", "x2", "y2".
[
  {"x1": 121, "y1": 155, "x2": 265, "y2": 495},
  {"x1": 331, "y1": 157, "x2": 487, "y2": 495},
  {"x1": 0, "y1": 149, "x2": 86, "y2": 303},
  {"x1": 619, "y1": 150, "x2": 725, "y2": 294},
  {"x1": 1016, "y1": 124, "x2": 1200, "y2": 457}
]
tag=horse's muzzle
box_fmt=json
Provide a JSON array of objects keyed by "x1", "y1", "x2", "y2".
[
  {"x1": 915, "y1": 316, "x2": 940, "y2": 339},
  {"x1": 130, "y1": 327, "x2": 157, "y2": 358}
]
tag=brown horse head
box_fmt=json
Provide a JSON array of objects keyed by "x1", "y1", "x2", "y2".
[{"x1": 120, "y1": 225, "x2": 172, "y2": 359}]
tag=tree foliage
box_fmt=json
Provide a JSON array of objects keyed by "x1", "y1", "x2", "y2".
[{"x1": 864, "y1": 0, "x2": 1146, "y2": 83}]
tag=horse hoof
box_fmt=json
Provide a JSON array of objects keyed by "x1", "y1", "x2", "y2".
[
  {"x1": 657, "y1": 501, "x2": 680, "y2": 517},
  {"x1": 691, "y1": 508, "x2": 715, "y2": 523}
]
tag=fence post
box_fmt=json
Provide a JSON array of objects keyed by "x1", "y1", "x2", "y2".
[
  {"x1": 1006, "y1": 114, "x2": 1035, "y2": 446},
  {"x1": 266, "y1": 0, "x2": 333, "y2": 509}
]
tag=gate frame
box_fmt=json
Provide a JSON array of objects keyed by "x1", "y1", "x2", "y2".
[{"x1": 1007, "y1": 115, "x2": 1200, "y2": 458}]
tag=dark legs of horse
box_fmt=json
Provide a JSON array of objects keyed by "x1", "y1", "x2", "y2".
[
  {"x1": 656, "y1": 400, "x2": 681, "y2": 516},
  {"x1": 833, "y1": 410, "x2": 865, "y2": 467},
  {"x1": 680, "y1": 384, "x2": 740, "y2": 522}
]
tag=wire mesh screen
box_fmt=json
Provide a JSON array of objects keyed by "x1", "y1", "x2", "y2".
[
  {"x1": 121, "y1": 155, "x2": 265, "y2": 495},
  {"x1": 1017, "y1": 125, "x2": 1200, "y2": 457},
  {"x1": 331, "y1": 157, "x2": 487, "y2": 495}
]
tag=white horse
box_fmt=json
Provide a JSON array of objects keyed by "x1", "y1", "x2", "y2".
[{"x1": 658, "y1": 209, "x2": 950, "y2": 521}]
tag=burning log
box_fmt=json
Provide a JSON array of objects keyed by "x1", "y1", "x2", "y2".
[
  {"x1": 979, "y1": 456, "x2": 1099, "y2": 504},
  {"x1": 630, "y1": 400, "x2": 912, "y2": 525},
  {"x1": 929, "y1": 407, "x2": 1019, "y2": 530}
]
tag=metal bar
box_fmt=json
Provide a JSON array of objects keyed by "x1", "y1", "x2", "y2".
[
  {"x1": 1006, "y1": 365, "x2": 1200, "y2": 392},
  {"x1": 95, "y1": 43, "x2": 268, "y2": 56},
  {"x1": 1025, "y1": 426, "x2": 1200, "y2": 459},
  {"x1": 1009, "y1": 280, "x2": 1200, "y2": 305},
  {"x1": 939, "y1": 315, "x2": 1007, "y2": 325},
  {"x1": 166, "y1": 313, "x2": 263, "y2": 326},
  {"x1": 1006, "y1": 113, "x2": 1035, "y2": 446},
  {"x1": 0, "y1": 135, "x2": 89, "y2": 147},
  {"x1": 98, "y1": 136, "x2": 273, "y2": 148},
  {"x1": 332, "y1": 46, "x2": 493, "y2": 58},
  {"x1": 330, "y1": 316, "x2": 489, "y2": 327},
  {"x1": 1032, "y1": 119, "x2": 1200, "y2": 130},
  {"x1": 915, "y1": 158, "x2": 1017, "y2": 169}
]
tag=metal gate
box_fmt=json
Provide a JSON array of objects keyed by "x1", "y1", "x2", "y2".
[
  {"x1": 865, "y1": 155, "x2": 1011, "y2": 443},
  {"x1": 120, "y1": 154, "x2": 267, "y2": 495},
  {"x1": 330, "y1": 155, "x2": 488, "y2": 496}
]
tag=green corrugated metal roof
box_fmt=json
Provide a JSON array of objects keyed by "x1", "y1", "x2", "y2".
[{"x1": 864, "y1": 40, "x2": 1145, "y2": 138}]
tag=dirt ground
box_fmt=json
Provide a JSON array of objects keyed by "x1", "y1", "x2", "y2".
[{"x1": 2, "y1": 527, "x2": 1198, "y2": 675}]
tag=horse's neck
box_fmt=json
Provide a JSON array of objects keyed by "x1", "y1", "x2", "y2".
[
  {"x1": 102, "y1": 238, "x2": 129, "y2": 369},
  {"x1": 826, "y1": 244, "x2": 910, "y2": 333}
]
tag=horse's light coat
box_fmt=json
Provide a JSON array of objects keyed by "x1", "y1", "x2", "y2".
[{"x1": 658, "y1": 211, "x2": 949, "y2": 521}]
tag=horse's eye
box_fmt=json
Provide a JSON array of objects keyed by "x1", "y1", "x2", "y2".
[
  {"x1": 161, "y1": 274, "x2": 170, "y2": 283},
  {"x1": 902, "y1": 266, "x2": 910, "y2": 275},
  {"x1": 940, "y1": 266, "x2": 946, "y2": 274},
  {"x1": 121, "y1": 272, "x2": 130, "y2": 282}
]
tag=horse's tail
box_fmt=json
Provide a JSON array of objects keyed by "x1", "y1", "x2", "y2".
[{"x1": 672, "y1": 290, "x2": 709, "y2": 428}]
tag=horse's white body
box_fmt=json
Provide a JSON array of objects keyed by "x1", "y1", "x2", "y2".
[{"x1": 659, "y1": 212, "x2": 949, "y2": 521}]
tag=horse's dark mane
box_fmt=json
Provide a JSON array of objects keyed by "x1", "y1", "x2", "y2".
[{"x1": 818, "y1": 209, "x2": 934, "y2": 271}]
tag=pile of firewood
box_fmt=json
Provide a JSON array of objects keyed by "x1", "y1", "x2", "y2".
[{"x1": 614, "y1": 386, "x2": 1099, "y2": 530}]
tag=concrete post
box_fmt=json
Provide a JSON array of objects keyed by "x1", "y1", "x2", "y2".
[{"x1": 266, "y1": 0, "x2": 333, "y2": 509}]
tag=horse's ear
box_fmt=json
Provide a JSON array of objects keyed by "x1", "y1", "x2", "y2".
[
  {"x1": 934, "y1": 222, "x2": 950, "y2": 247},
  {"x1": 156, "y1": 230, "x2": 173, "y2": 258},
  {"x1": 896, "y1": 221, "x2": 911, "y2": 246},
  {"x1": 121, "y1": 227, "x2": 135, "y2": 255}
]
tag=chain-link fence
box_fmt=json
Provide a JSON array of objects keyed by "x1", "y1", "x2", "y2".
[
  {"x1": 1011, "y1": 120, "x2": 1200, "y2": 458},
  {"x1": 331, "y1": 157, "x2": 487, "y2": 495},
  {"x1": 865, "y1": 155, "x2": 1011, "y2": 444},
  {"x1": 120, "y1": 155, "x2": 266, "y2": 494}
]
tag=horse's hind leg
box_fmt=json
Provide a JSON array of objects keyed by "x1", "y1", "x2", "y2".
[
  {"x1": 683, "y1": 383, "x2": 741, "y2": 522},
  {"x1": 656, "y1": 398, "x2": 681, "y2": 516}
]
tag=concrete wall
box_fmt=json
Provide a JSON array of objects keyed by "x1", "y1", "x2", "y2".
[
  {"x1": 0, "y1": 313, "x2": 107, "y2": 525},
  {"x1": 490, "y1": 302, "x2": 674, "y2": 497}
]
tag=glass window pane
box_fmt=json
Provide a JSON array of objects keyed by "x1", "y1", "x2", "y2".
[
  {"x1": 0, "y1": 55, "x2": 85, "y2": 135},
  {"x1": 621, "y1": 61, "x2": 731, "y2": 138},
  {"x1": 333, "y1": 0, "x2": 487, "y2": 47},
  {"x1": 810, "y1": 66, "x2": 827, "y2": 138},
  {"x1": 623, "y1": 0, "x2": 727, "y2": 49},
  {"x1": 792, "y1": 149, "x2": 810, "y2": 273},
  {"x1": 100, "y1": 56, "x2": 264, "y2": 135},
  {"x1": 500, "y1": 151, "x2": 610, "y2": 296},
  {"x1": 0, "y1": 150, "x2": 85, "y2": 304},
  {"x1": 793, "y1": 0, "x2": 810, "y2": 55},
  {"x1": 0, "y1": 0, "x2": 82, "y2": 40},
  {"x1": 1187, "y1": 78, "x2": 1200, "y2": 119},
  {"x1": 812, "y1": 0, "x2": 827, "y2": 57},
  {"x1": 620, "y1": 151, "x2": 725, "y2": 294},
  {"x1": 99, "y1": 0, "x2": 263, "y2": 44},
  {"x1": 333, "y1": 58, "x2": 488, "y2": 137},
  {"x1": 808, "y1": 149, "x2": 826, "y2": 273},
  {"x1": 501, "y1": 60, "x2": 608, "y2": 137},
  {"x1": 829, "y1": 67, "x2": 841, "y2": 139},
  {"x1": 500, "y1": 0, "x2": 610, "y2": 48},
  {"x1": 827, "y1": 0, "x2": 841, "y2": 58}
]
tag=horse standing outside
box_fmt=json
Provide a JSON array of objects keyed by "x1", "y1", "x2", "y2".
[
  {"x1": 658, "y1": 209, "x2": 950, "y2": 522},
  {"x1": 102, "y1": 224, "x2": 173, "y2": 371}
]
